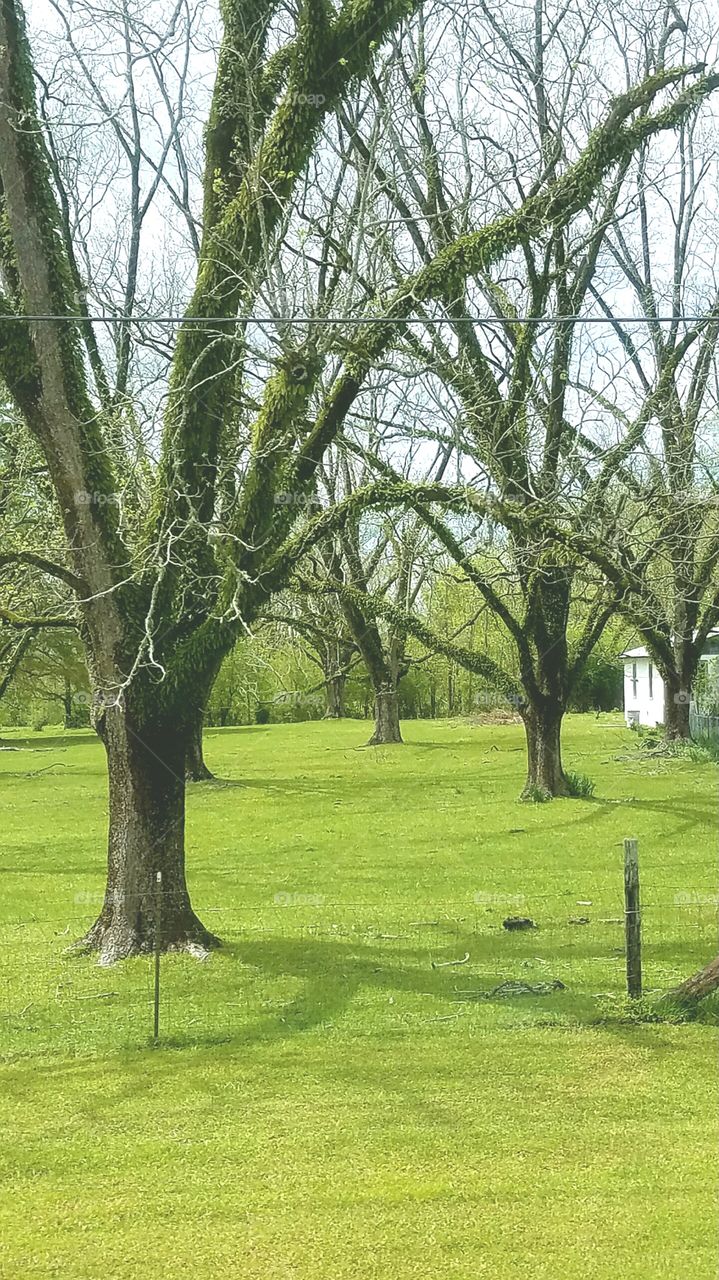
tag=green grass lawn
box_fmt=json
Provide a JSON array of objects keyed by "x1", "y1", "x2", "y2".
[{"x1": 0, "y1": 714, "x2": 717, "y2": 1278}]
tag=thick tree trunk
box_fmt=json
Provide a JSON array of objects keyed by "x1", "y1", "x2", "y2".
[
  {"x1": 77, "y1": 708, "x2": 219, "y2": 964},
  {"x1": 321, "y1": 639, "x2": 351, "y2": 718},
  {"x1": 368, "y1": 683, "x2": 403, "y2": 745},
  {"x1": 663, "y1": 672, "x2": 691, "y2": 739},
  {"x1": 324, "y1": 672, "x2": 346, "y2": 719},
  {"x1": 185, "y1": 714, "x2": 214, "y2": 781},
  {"x1": 339, "y1": 597, "x2": 403, "y2": 744},
  {"x1": 521, "y1": 701, "x2": 569, "y2": 798}
]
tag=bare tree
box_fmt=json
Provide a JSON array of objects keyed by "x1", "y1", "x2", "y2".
[
  {"x1": 314, "y1": 434, "x2": 446, "y2": 744},
  {"x1": 317, "y1": 1, "x2": 719, "y2": 791},
  {"x1": 559, "y1": 65, "x2": 719, "y2": 738}
]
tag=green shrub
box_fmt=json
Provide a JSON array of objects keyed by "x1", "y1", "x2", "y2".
[
  {"x1": 565, "y1": 770, "x2": 596, "y2": 798},
  {"x1": 674, "y1": 738, "x2": 719, "y2": 764},
  {"x1": 595, "y1": 994, "x2": 693, "y2": 1024}
]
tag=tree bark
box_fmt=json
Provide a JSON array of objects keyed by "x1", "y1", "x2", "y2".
[
  {"x1": 665, "y1": 954, "x2": 719, "y2": 1007},
  {"x1": 185, "y1": 714, "x2": 214, "y2": 781},
  {"x1": 368, "y1": 683, "x2": 403, "y2": 745},
  {"x1": 521, "y1": 701, "x2": 569, "y2": 797},
  {"x1": 77, "y1": 705, "x2": 219, "y2": 964},
  {"x1": 338, "y1": 587, "x2": 403, "y2": 744},
  {"x1": 63, "y1": 678, "x2": 73, "y2": 730},
  {"x1": 663, "y1": 672, "x2": 691, "y2": 739},
  {"x1": 324, "y1": 671, "x2": 346, "y2": 718}
]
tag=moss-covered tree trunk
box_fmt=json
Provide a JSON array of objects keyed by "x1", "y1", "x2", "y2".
[
  {"x1": 324, "y1": 670, "x2": 346, "y2": 718},
  {"x1": 79, "y1": 700, "x2": 218, "y2": 964},
  {"x1": 365, "y1": 651, "x2": 403, "y2": 744},
  {"x1": 369, "y1": 681, "x2": 402, "y2": 744},
  {"x1": 517, "y1": 560, "x2": 573, "y2": 797},
  {"x1": 339, "y1": 578, "x2": 404, "y2": 744},
  {"x1": 367, "y1": 631, "x2": 407, "y2": 744},
  {"x1": 321, "y1": 638, "x2": 349, "y2": 718},
  {"x1": 521, "y1": 699, "x2": 568, "y2": 797}
]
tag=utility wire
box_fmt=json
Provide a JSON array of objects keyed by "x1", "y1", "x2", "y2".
[{"x1": 0, "y1": 313, "x2": 716, "y2": 326}]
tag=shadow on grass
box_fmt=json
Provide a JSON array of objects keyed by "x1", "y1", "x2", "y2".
[
  {"x1": 513, "y1": 792, "x2": 717, "y2": 842},
  {"x1": 186, "y1": 768, "x2": 715, "y2": 828},
  {"x1": 3, "y1": 928, "x2": 712, "y2": 1079},
  {"x1": 187, "y1": 933, "x2": 597, "y2": 1045}
]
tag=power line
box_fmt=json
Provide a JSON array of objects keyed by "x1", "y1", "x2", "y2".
[{"x1": 0, "y1": 313, "x2": 716, "y2": 326}]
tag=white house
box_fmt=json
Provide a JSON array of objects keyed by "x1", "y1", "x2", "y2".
[{"x1": 621, "y1": 631, "x2": 719, "y2": 728}]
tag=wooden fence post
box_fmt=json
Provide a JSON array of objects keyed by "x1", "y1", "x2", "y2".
[{"x1": 623, "y1": 838, "x2": 642, "y2": 998}]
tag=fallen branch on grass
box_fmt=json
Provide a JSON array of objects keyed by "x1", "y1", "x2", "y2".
[
  {"x1": 454, "y1": 979, "x2": 566, "y2": 1000},
  {"x1": 431, "y1": 952, "x2": 470, "y2": 969}
]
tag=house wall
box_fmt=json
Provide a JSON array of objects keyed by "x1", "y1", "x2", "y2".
[{"x1": 623, "y1": 658, "x2": 664, "y2": 727}]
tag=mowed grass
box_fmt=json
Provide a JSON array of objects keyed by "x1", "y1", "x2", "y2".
[{"x1": 0, "y1": 714, "x2": 717, "y2": 1279}]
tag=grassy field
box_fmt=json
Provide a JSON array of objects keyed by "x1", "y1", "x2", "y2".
[{"x1": 0, "y1": 714, "x2": 717, "y2": 1278}]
